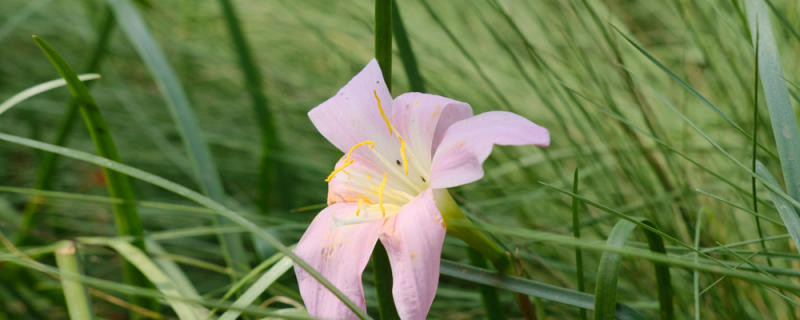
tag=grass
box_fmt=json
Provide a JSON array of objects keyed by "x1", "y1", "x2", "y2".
[{"x1": 2, "y1": 0, "x2": 800, "y2": 319}]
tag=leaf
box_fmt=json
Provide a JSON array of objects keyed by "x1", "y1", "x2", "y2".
[
  {"x1": 594, "y1": 220, "x2": 636, "y2": 320},
  {"x1": 747, "y1": 0, "x2": 800, "y2": 201},
  {"x1": 755, "y1": 161, "x2": 800, "y2": 255},
  {"x1": 439, "y1": 260, "x2": 643, "y2": 320},
  {"x1": 0, "y1": 74, "x2": 100, "y2": 116}
]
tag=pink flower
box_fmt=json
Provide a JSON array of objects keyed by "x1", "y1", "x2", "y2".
[{"x1": 294, "y1": 59, "x2": 550, "y2": 319}]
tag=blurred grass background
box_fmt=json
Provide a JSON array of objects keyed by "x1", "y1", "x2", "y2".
[{"x1": 2, "y1": 0, "x2": 800, "y2": 319}]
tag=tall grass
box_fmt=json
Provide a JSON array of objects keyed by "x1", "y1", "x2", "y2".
[{"x1": 2, "y1": 0, "x2": 800, "y2": 319}]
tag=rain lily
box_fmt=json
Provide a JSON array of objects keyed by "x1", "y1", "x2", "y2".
[{"x1": 294, "y1": 59, "x2": 550, "y2": 319}]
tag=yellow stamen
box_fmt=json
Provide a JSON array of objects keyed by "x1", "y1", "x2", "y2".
[
  {"x1": 345, "y1": 140, "x2": 374, "y2": 161},
  {"x1": 325, "y1": 159, "x2": 354, "y2": 182},
  {"x1": 378, "y1": 173, "x2": 388, "y2": 217},
  {"x1": 397, "y1": 136, "x2": 408, "y2": 175},
  {"x1": 374, "y1": 89, "x2": 392, "y2": 136},
  {"x1": 356, "y1": 198, "x2": 364, "y2": 216}
]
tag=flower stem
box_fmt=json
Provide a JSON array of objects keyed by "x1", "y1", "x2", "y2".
[
  {"x1": 434, "y1": 189, "x2": 537, "y2": 319},
  {"x1": 372, "y1": 0, "x2": 399, "y2": 319}
]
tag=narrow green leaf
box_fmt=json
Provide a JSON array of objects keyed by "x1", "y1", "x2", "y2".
[
  {"x1": 467, "y1": 248, "x2": 504, "y2": 320},
  {"x1": 0, "y1": 132, "x2": 371, "y2": 319},
  {"x1": 440, "y1": 260, "x2": 643, "y2": 320},
  {"x1": 375, "y1": 0, "x2": 392, "y2": 91},
  {"x1": 16, "y1": 6, "x2": 115, "y2": 246},
  {"x1": 747, "y1": 0, "x2": 800, "y2": 200},
  {"x1": 217, "y1": 0, "x2": 283, "y2": 213},
  {"x1": 755, "y1": 161, "x2": 800, "y2": 255},
  {"x1": 0, "y1": 74, "x2": 100, "y2": 116},
  {"x1": 32, "y1": 35, "x2": 152, "y2": 314},
  {"x1": 55, "y1": 241, "x2": 94, "y2": 320},
  {"x1": 107, "y1": 0, "x2": 249, "y2": 278},
  {"x1": 219, "y1": 256, "x2": 294, "y2": 320},
  {"x1": 391, "y1": 0, "x2": 424, "y2": 92},
  {"x1": 640, "y1": 220, "x2": 674, "y2": 320},
  {"x1": 594, "y1": 220, "x2": 636, "y2": 320},
  {"x1": 572, "y1": 168, "x2": 587, "y2": 320}
]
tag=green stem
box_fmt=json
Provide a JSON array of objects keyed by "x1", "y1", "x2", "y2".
[
  {"x1": 434, "y1": 189, "x2": 536, "y2": 319},
  {"x1": 372, "y1": 0, "x2": 398, "y2": 319},
  {"x1": 55, "y1": 241, "x2": 95, "y2": 320},
  {"x1": 572, "y1": 169, "x2": 587, "y2": 320}
]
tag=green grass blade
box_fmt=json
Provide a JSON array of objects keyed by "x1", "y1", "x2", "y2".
[
  {"x1": 391, "y1": 0, "x2": 424, "y2": 92},
  {"x1": 17, "y1": 6, "x2": 115, "y2": 245},
  {"x1": 145, "y1": 241, "x2": 204, "y2": 309},
  {"x1": 55, "y1": 241, "x2": 94, "y2": 320},
  {"x1": 0, "y1": 132, "x2": 371, "y2": 319},
  {"x1": 80, "y1": 237, "x2": 205, "y2": 320},
  {"x1": 219, "y1": 256, "x2": 293, "y2": 320},
  {"x1": 640, "y1": 220, "x2": 674, "y2": 320},
  {"x1": 375, "y1": 0, "x2": 392, "y2": 91},
  {"x1": 216, "y1": 0, "x2": 283, "y2": 213},
  {"x1": 439, "y1": 260, "x2": 643, "y2": 320},
  {"x1": 373, "y1": 1, "x2": 399, "y2": 319},
  {"x1": 0, "y1": 74, "x2": 100, "y2": 116},
  {"x1": 747, "y1": 0, "x2": 800, "y2": 200},
  {"x1": 755, "y1": 161, "x2": 800, "y2": 255},
  {"x1": 594, "y1": 220, "x2": 636, "y2": 320},
  {"x1": 107, "y1": 0, "x2": 249, "y2": 278},
  {"x1": 467, "y1": 248, "x2": 504, "y2": 320},
  {"x1": 572, "y1": 168, "x2": 587, "y2": 320},
  {"x1": 32, "y1": 35, "x2": 153, "y2": 315}
]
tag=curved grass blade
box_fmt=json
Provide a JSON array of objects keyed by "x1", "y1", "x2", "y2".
[
  {"x1": 0, "y1": 132, "x2": 371, "y2": 319},
  {"x1": 32, "y1": 35, "x2": 153, "y2": 314},
  {"x1": 107, "y1": 0, "x2": 249, "y2": 278},
  {"x1": 440, "y1": 260, "x2": 643, "y2": 320},
  {"x1": 0, "y1": 74, "x2": 100, "y2": 116},
  {"x1": 219, "y1": 256, "x2": 294, "y2": 320},
  {"x1": 80, "y1": 237, "x2": 205, "y2": 320},
  {"x1": 747, "y1": 0, "x2": 800, "y2": 200},
  {"x1": 755, "y1": 161, "x2": 800, "y2": 255},
  {"x1": 55, "y1": 241, "x2": 94, "y2": 320},
  {"x1": 594, "y1": 220, "x2": 636, "y2": 320},
  {"x1": 17, "y1": 6, "x2": 115, "y2": 245}
]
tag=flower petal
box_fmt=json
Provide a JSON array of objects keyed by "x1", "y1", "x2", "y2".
[
  {"x1": 390, "y1": 93, "x2": 472, "y2": 165},
  {"x1": 294, "y1": 203, "x2": 382, "y2": 319},
  {"x1": 430, "y1": 111, "x2": 550, "y2": 188},
  {"x1": 308, "y1": 59, "x2": 395, "y2": 153},
  {"x1": 379, "y1": 188, "x2": 445, "y2": 320}
]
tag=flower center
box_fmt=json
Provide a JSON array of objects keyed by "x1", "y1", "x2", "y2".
[{"x1": 324, "y1": 90, "x2": 431, "y2": 225}]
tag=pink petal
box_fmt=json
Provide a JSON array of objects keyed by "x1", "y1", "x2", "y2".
[
  {"x1": 308, "y1": 59, "x2": 395, "y2": 153},
  {"x1": 390, "y1": 93, "x2": 472, "y2": 162},
  {"x1": 379, "y1": 188, "x2": 445, "y2": 320},
  {"x1": 294, "y1": 203, "x2": 382, "y2": 319},
  {"x1": 430, "y1": 111, "x2": 550, "y2": 188}
]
